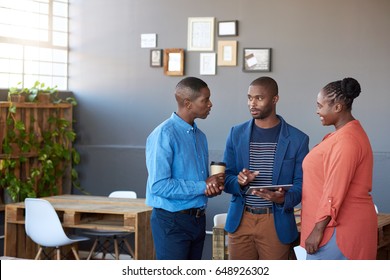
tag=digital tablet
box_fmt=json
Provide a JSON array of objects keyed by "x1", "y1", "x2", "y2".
[{"x1": 245, "y1": 184, "x2": 292, "y2": 195}]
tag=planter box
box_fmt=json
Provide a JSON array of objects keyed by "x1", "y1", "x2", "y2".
[{"x1": 0, "y1": 102, "x2": 73, "y2": 204}]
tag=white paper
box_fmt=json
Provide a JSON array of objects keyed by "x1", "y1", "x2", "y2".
[
  {"x1": 168, "y1": 53, "x2": 181, "y2": 71},
  {"x1": 192, "y1": 22, "x2": 211, "y2": 48},
  {"x1": 141, "y1": 33, "x2": 156, "y2": 48},
  {"x1": 219, "y1": 21, "x2": 236, "y2": 36},
  {"x1": 246, "y1": 53, "x2": 258, "y2": 67},
  {"x1": 223, "y1": 46, "x2": 233, "y2": 61},
  {"x1": 294, "y1": 246, "x2": 307, "y2": 260},
  {"x1": 200, "y1": 53, "x2": 216, "y2": 75}
]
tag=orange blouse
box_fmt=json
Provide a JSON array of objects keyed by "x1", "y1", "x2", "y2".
[{"x1": 300, "y1": 120, "x2": 377, "y2": 259}]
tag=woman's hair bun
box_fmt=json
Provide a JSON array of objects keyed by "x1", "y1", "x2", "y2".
[{"x1": 341, "y1": 77, "x2": 361, "y2": 99}]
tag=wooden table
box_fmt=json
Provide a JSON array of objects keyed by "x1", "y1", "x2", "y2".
[
  {"x1": 4, "y1": 195, "x2": 154, "y2": 259},
  {"x1": 212, "y1": 212, "x2": 390, "y2": 260}
]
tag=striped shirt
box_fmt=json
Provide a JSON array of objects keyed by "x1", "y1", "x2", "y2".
[{"x1": 245, "y1": 122, "x2": 281, "y2": 208}]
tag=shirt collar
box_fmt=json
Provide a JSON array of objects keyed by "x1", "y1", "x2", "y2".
[{"x1": 172, "y1": 112, "x2": 198, "y2": 133}]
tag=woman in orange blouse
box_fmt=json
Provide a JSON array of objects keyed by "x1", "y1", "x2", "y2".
[{"x1": 300, "y1": 77, "x2": 377, "y2": 260}]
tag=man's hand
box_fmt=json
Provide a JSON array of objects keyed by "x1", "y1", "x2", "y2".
[
  {"x1": 205, "y1": 173, "x2": 225, "y2": 197},
  {"x1": 237, "y1": 168, "x2": 259, "y2": 188},
  {"x1": 251, "y1": 187, "x2": 286, "y2": 204}
]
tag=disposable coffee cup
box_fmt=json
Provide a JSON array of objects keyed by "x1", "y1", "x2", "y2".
[{"x1": 210, "y1": 161, "x2": 226, "y2": 175}]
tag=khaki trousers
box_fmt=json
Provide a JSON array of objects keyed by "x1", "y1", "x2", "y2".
[{"x1": 228, "y1": 210, "x2": 290, "y2": 260}]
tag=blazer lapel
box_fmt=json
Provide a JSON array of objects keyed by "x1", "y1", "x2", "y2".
[
  {"x1": 273, "y1": 117, "x2": 289, "y2": 184},
  {"x1": 273, "y1": 137, "x2": 288, "y2": 184},
  {"x1": 240, "y1": 120, "x2": 253, "y2": 168}
]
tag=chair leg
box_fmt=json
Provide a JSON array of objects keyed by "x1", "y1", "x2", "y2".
[
  {"x1": 102, "y1": 239, "x2": 110, "y2": 259},
  {"x1": 114, "y1": 237, "x2": 120, "y2": 260},
  {"x1": 87, "y1": 238, "x2": 99, "y2": 260},
  {"x1": 56, "y1": 248, "x2": 61, "y2": 260},
  {"x1": 123, "y1": 239, "x2": 135, "y2": 259},
  {"x1": 34, "y1": 246, "x2": 43, "y2": 260},
  {"x1": 71, "y1": 246, "x2": 81, "y2": 260}
]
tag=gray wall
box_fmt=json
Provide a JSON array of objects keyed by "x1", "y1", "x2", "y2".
[{"x1": 68, "y1": 0, "x2": 390, "y2": 258}]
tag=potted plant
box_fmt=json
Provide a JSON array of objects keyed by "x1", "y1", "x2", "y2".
[
  {"x1": 27, "y1": 80, "x2": 77, "y2": 105},
  {"x1": 28, "y1": 81, "x2": 58, "y2": 104},
  {"x1": 8, "y1": 82, "x2": 28, "y2": 103}
]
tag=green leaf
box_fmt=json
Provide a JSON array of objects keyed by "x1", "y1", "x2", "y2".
[
  {"x1": 72, "y1": 149, "x2": 80, "y2": 164},
  {"x1": 66, "y1": 97, "x2": 78, "y2": 106},
  {"x1": 3, "y1": 145, "x2": 12, "y2": 154},
  {"x1": 9, "y1": 105, "x2": 16, "y2": 113},
  {"x1": 15, "y1": 120, "x2": 25, "y2": 131}
]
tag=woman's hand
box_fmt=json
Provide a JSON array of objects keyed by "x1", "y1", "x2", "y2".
[{"x1": 304, "y1": 216, "x2": 331, "y2": 254}]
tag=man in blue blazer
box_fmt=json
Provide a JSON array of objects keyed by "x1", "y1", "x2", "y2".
[{"x1": 223, "y1": 76, "x2": 309, "y2": 259}]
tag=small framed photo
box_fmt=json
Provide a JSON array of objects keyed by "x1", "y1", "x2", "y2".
[
  {"x1": 217, "y1": 40, "x2": 237, "y2": 66},
  {"x1": 163, "y1": 48, "x2": 184, "y2": 76},
  {"x1": 218, "y1": 20, "x2": 238, "y2": 37},
  {"x1": 141, "y1": 33, "x2": 157, "y2": 48},
  {"x1": 150, "y1": 49, "x2": 163, "y2": 67},
  {"x1": 243, "y1": 48, "x2": 272, "y2": 72},
  {"x1": 187, "y1": 17, "x2": 215, "y2": 51},
  {"x1": 200, "y1": 53, "x2": 216, "y2": 75}
]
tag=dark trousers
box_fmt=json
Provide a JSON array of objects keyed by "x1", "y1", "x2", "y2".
[{"x1": 151, "y1": 208, "x2": 206, "y2": 260}]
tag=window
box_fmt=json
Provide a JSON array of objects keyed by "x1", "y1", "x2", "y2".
[{"x1": 0, "y1": 0, "x2": 69, "y2": 90}]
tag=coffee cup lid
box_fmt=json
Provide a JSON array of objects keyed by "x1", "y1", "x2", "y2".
[{"x1": 210, "y1": 161, "x2": 226, "y2": 166}]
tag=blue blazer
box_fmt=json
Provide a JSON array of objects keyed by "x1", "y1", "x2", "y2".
[{"x1": 223, "y1": 116, "x2": 309, "y2": 244}]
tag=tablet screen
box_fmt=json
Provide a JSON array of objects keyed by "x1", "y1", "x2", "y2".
[{"x1": 245, "y1": 184, "x2": 292, "y2": 195}]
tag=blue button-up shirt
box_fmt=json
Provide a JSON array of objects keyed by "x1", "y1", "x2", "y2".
[{"x1": 145, "y1": 113, "x2": 209, "y2": 212}]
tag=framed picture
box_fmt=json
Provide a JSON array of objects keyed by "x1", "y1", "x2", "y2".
[
  {"x1": 187, "y1": 17, "x2": 215, "y2": 51},
  {"x1": 141, "y1": 33, "x2": 157, "y2": 48},
  {"x1": 163, "y1": 48, "x2": 184, "y2": 76},
  {"x1": 217, "y1": 40, "x2": 237, "y2": 66},
  {"x1": 218, "y1": 20, "x2": 238, "y2": 37},
  {"x1": 243, "y1": 48, "x2": 272, "y2": 72},
  {"x1": 150, "y1": 49, "x2": 163, "y2": 67},
  {"x1": 200, "y1": 53, "x2": 216, "y2": 75}
]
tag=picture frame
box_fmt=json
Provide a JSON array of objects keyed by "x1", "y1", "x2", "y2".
[
  {"x1": 150, "y1": 49, "x2": 163, "y2": 67},
  {"x1": 141, "y1": 33, "x2": 157, "y2": 48},
  {"x1": 243, "y1": 48, "x2": 272, "y2": 72},
  {"x1": 218, "y1": 20, "x2": 238, "y2": 37},
  {"x1": 217, "y1": 40, "x2": 237, "y2": 66},
  {"x1": 200, "y1": 53, "x2": 216, "y2": 75},
  {"x1": 187, "y1": 17, "x2": 215, "y2": 51},
  {"x1": 163, "y1": 48, "x2": 184, "y2": 76}
]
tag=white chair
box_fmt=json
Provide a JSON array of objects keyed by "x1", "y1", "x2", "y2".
[
  {"x1": 214, "y1": 213, "x2": 227, "y2": 227},
  {"x1": 86, "y1": 191, "x2": 137, "y2": 260},
  {"x1": 24, "y1": 198, "x2": 89, "y2": 260},
  {"x1": 214, "y1": 213, "x2": 228, "y2": 246},
  {"x1": 205, "y1": 213, "x2": 227, "y2": 235},
  {"x1": 109, "y1": 191, "x2": 137, "y2": 199}
]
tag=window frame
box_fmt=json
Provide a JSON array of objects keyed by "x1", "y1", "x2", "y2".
[{"x1": 0, "y1": 0, "x2": 69, "y2": 90}]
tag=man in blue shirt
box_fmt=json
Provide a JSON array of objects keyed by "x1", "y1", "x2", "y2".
[{"x1": 146, "y1": 77, "x2": 225, "y2": 260}]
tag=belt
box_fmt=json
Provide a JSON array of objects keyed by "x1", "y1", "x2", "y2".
[
  {"x1": 245, "y1": 206, "x2": 273, "y2": 215},
  {"x1": 179, "y1": 208, "x2": 206, "y2": 218}
]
